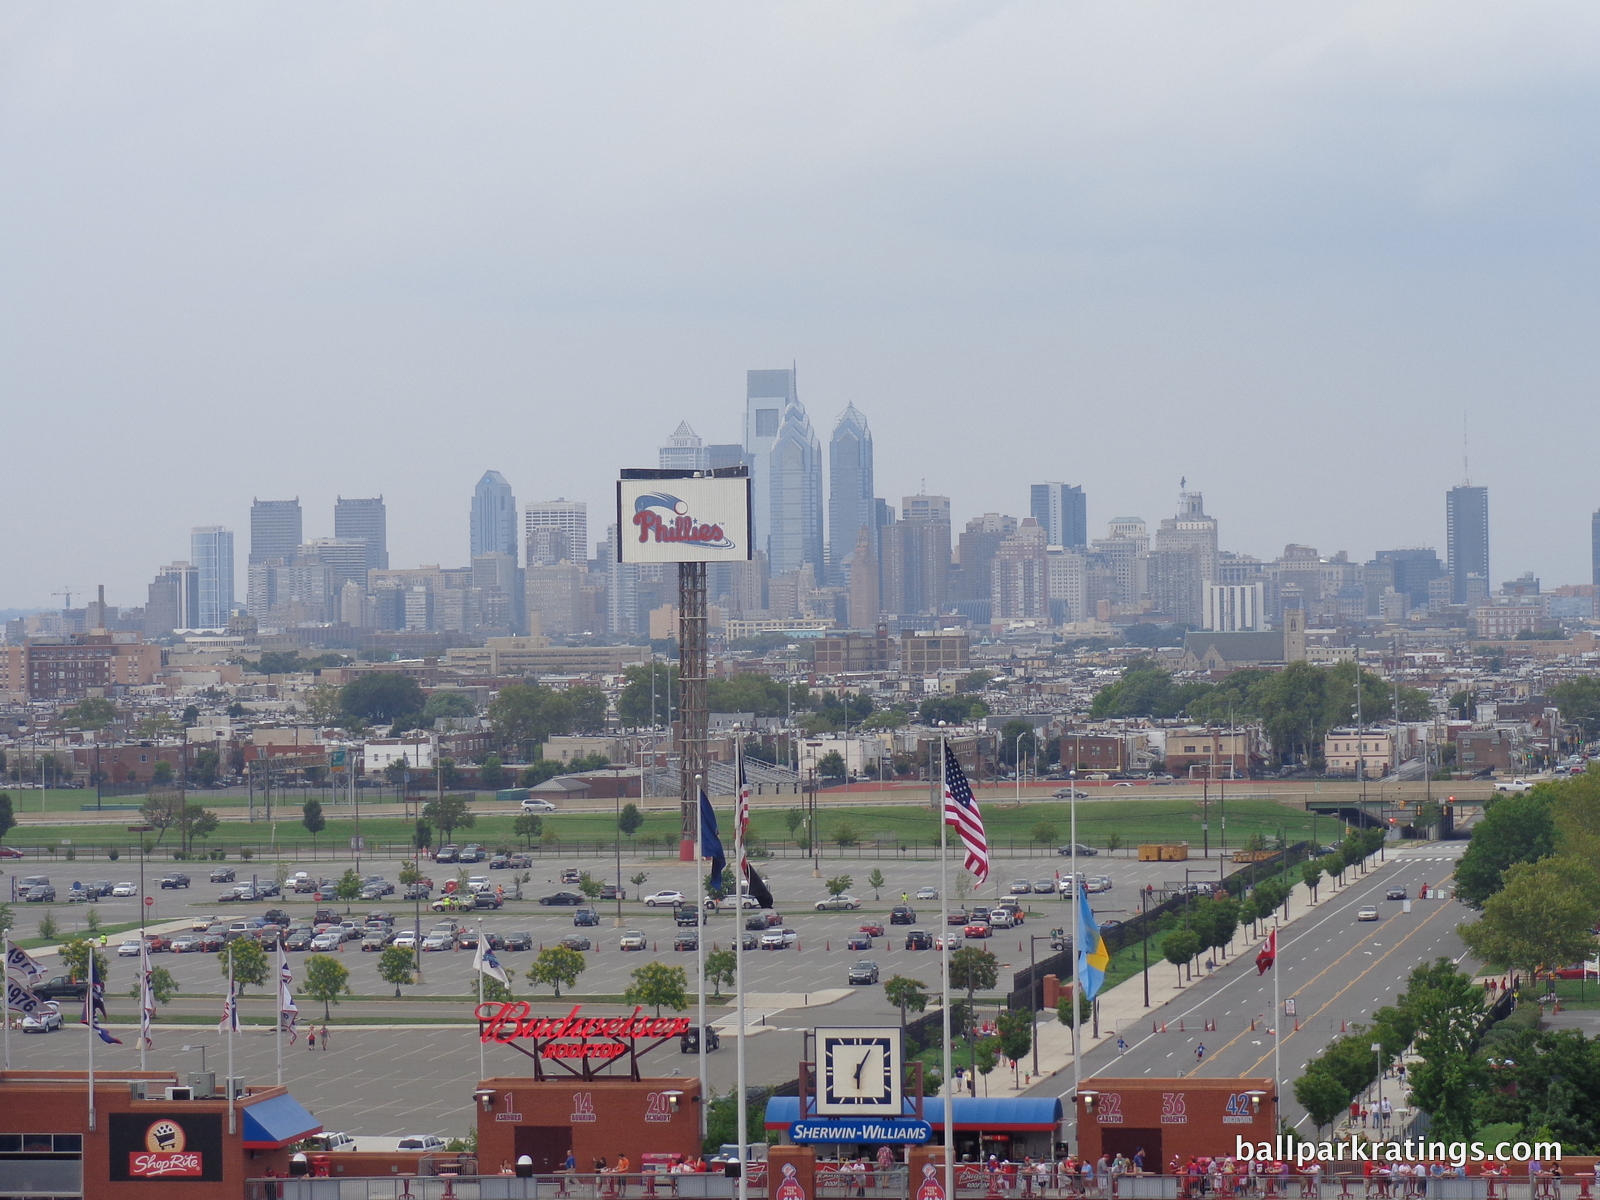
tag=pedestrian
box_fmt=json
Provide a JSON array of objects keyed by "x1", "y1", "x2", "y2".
[
  {"x1": 306, "y1": 1029, "x2": 316, "y2": 1051},
  {"x1": 902, "y1": 893, "x2": 909, "y2": 905},
  {"x1": 1196, "y1": 1043, "x2": 1206, "y2": 1063},
  {"x1": 320, "y1": 1024, "x2": 330, "y2": 1051},
  {"x1": 1117, "y1": 1036, "x2": 1129, "y2": 1055}
]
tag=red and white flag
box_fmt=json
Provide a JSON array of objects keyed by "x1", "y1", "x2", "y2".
[
  {"x1": 941, "y1": 743, "x2": 989, "y2": 884},
  {"x1": 1255, "y1": 929, "x2": 1277, "y2": 975}
]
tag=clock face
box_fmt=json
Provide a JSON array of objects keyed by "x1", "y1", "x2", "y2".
[{"x1": 816, "y1": 1028, "x2": 902, "y2": 1116}]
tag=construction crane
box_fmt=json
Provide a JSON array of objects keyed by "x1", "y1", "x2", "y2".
[{"x1": 52, "y1": 586, "x2": 75, "y2": 610}]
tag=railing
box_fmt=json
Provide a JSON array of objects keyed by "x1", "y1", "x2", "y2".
[{"x1": 243, "y1": 1173, "x2": 1589, "y2": 1200}]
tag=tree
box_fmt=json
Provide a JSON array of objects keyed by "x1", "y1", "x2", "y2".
[
  {"x1": 424, "y1": 690, "x2": 478, "y2": 722},
  {"x1": 1455, "y1": 791, "x2": 1557, "y2": 907},
  {"x1": 129, "y1": 966, "x2": 181, "y2": 1006},
  {"x1": 60, "y1": 938, "x2": 109, "y2": 985},
  {"x1": 333, "y1": 868, "x2": 364, "y2": 912},
  {"x1": 527, "y1": 946, "x2": 587, "y2": 999},
  {"x1": 998, "y1": 720, "x2": 1039, "y2": 768},
  {"x1": 883, "y1": 976, "x2": 929, "y2": 1027},
  {"x1": 818, "y1": 751, "x2": 847, "y2": 781},
  {"x1": 617, "y1": 663, "x2": 680, "y2": 728},
  {"x1": 1163, "y1": 929, "x2": 1201, "y2": 984},
  {"x1": 918, "y1": 695, "x2": 989, "y2": 726},
  {"x1": 134, "y1": 712, "x2": 181, "y2": 739},
  {"x1": 576, "y1": 872, "x2": 603, "y2": 901},
  {"x1": 832, "y1": 820, "x2": 860, "y2": 848},
  {"x1": 826, "y1": 874, "x2": 853, "y2": 899},
  {"x1": 140, "y1": 791, "x2": 184, "y2": 848},
  {"x1": 423, "y1": 794, "x2": 475, "y2": 842},
  {"x1": 151, "y1": 761, "x2": 175, "y2": 786},
  {"x1": 340, "y1": 674, "x2": 425, "y2": 723},
  {"x1": 300, "y1": 684, "x2": 343, "y2": 727},
  {"x1": 488, "y1": 683, "x2": 607, "y2": 753},
  {"x1": 300, "y1": 953, "x2": 352, "y2": 1020},
  {"x1": 949, "y1": 947, "x2": 999, "y2": 1010},
  {"x1": 301, "y1": 799, "x2": 325, "y2": 842},
  {"x1": 867, "y1": 869, "x2": 886, "y2": 899},
  {"x1": 1300, "y1": 858, "x2": 1325, "y2": 902},
  {"x1": 618, "y1": 803, "x2": 644, "y2": 840},
  {"x1": 1295, "y1": 1070, "x2": 1353, "y2": 1135},
  {"x1": 705, "y1": 948, "x2": 737, "y2": 999},
  {"x1": 413, "y1": 820, "x2": 433, "y2": 851},
  {"x1": 1550, "y1": 678, "x2": 1600, "y2": 741},
  {"x1": 0, "y1": 792, "x2": 14, "y2": 843},
  {"x1": 189, "y1": 749, "x2": 220, "y2": 787},
  {"x1": 60, "y1": 697, "x2": 117, "y2": 729},
  {"x1": 513, "y1": 814, "x2": 544, "y2": 846},
  {"x1": 173, "y1": 804, "x2": 219, "y2": 853},
  {"x1": 218, "y1": 938, "x2": 269, "y2": 994},
  {"x1": 377, "y1": 946, "x2": 418, "y2": 998},
  {"x1": 624, "y1": 961, "x2": 688, "y2": 1015},
  {"x1": 383, "y1": 758, "x2": 410, "y2": 787},
  {"x1": 1031, "y1": 821, "x2": 1058, "y2": 847},
  {"x1": 996, "y1": 1008, "x2": 1033, "y2": 1085},
  {"x1": 478, "y1": 755, "x2": 508, "y2": 789},
  {"x1": 1459, "y1": 855, "x2": 1600, "y2": 974}
]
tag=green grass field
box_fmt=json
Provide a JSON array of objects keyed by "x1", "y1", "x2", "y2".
[{"x1": 2, "y1": 796, "x2": 1326, "y2": 861}]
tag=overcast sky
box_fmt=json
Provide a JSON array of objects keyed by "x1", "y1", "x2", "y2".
[{"x1": 3, "y1": 2, "x2": 1597, "y2": 609}]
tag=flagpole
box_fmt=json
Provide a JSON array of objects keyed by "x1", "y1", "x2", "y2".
[
  {"x1": 1070, "y1": 778, "x2": 1080, "y2": 1110},
  {"x1": 86, "y1": 951, "x2": 96, "y2": 1132},
  {"x1": 735, "y1": 741, "x2": 749, "y2": 1200},
  {"x1": 695, "y1": 771, "x2": 708, "y2": 1141},
  {"x1": 1273, "y1": 926, "x2": 1282, "y2": 1126},
  {"x1": 275, "y1": 944, "x2": 284, "y2": 1087},
  {"x1": 227, "y1": 952, "x2": 236, "y2": 1135},
  {"x1": 3, "y1": 939, "x2": 10, "y2": 1071},
  {"x1": 139, "y1": 940, "x2": 149, "y2": 1071},
  {"x1": 937, "y1": 737, "x2": 954, "y2": 1200}
]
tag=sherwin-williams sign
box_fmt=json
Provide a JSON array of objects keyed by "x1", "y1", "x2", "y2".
[
  {"x1": 108, "y1": 1113, "x2": 222, "y2": 1182},
  {"x1": 616, "y1": 476, "x2": 752, "y2": 564},
  {"x1": 790, "y1": 1119, "x2": 933, "y2": 1144}
]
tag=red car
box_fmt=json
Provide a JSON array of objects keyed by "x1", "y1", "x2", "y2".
[
  {"x1": 947, "y1": 910, "x2": 969, "y2": 926},
  {"x1": 964, "y1": 922, "x2": 992, "y2": 939},
  {"x1": 858, "y1": 922, "x2": 885, "y2": 937},
  {"x1": 0, "y1": 847, "x2": 23, "y2": 859},
  {"x1": 143, "y1": 934, "x2": 171, "y2": 953}
]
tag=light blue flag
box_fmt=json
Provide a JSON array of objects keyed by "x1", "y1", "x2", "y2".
[{"x1": 1076, "y1": 886, "x2": 1110, "y2": 1001}]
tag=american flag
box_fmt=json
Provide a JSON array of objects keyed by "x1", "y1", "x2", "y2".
[
  {"x1": 941, "y1": 742, "x2": 989, "y2": 885},
  {"x1": 218, "y1": 978, "x2": 239, "y2": 1035}
]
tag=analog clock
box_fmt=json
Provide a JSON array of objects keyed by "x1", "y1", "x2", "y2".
[{"x1": 816, "y1": 1028, "x2": 902, "y2": 1116}]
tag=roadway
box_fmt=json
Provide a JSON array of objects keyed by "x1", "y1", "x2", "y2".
[{"x1": 1031, "y1": 841, "x2": 1472, "y2": 1131}]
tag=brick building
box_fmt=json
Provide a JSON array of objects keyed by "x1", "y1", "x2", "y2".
[{"x1": 15, "y1": 633, "x2": 162, "y2": 700}]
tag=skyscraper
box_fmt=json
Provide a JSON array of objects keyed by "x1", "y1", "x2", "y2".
[
  {"x1": 250, "y1": 499, "x2": 302, "y2": 565},
  {"x1": 1446, "y1": 485, "x2": 1490, "y2": 604},
  {"x1": 525, "y1": 500, "x2": 588, "y2": 567},
  {"x1": 334, "y1": 496, "x2": 388, "y2": 571},
  {"x1": 145, "y1": 562, "x2": 199, "y2": 638},
  {"x1": 1593, "y1": 509, "x2": 1600, "y2": 587},
  {"x1": 190, "y1": 526, "x2": 234, "y2": 627},
  {"x1": 1030, "y1": 483, "x2": 1087, "y2": 548},
  {"x1": 744, "y1": 368, "x2": 823, "y2": 575},
  {"x1": 828, "y1": 404, "x2": 874, "y2": 586},
  {"x1": 659, "y1": 422, "x2": 709, "y2": 472},
  {"x1": 472, "y1": 472, "x2": 518, "y2": 562},
  {"x1": 881, "y1": 495, "x2": 951, "y2": 617}
]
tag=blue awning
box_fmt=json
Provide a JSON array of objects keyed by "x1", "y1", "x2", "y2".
[
  {"x1": 242, "y1": 1093, "x2": 323, "y2": 1149},
  {"x1": 765, "y1": 1096, "x2": 1061, "y2": 1134}
]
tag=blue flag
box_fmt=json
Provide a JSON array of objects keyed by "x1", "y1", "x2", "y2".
[
  {"x1": 1076, "y1": 886, "x2": 1110, "y2": 1002},
  {"x1": 699, "y1": 790, "x2": 726, "y2": 895}
]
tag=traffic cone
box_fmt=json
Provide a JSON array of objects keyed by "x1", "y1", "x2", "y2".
[
  {"x1": 1179, "y1": 1019, "x2": 1185, "y2": 1032},
  {"x1": 826, "y1": 941, "x2": 831, "y2": 952},
  {"x1": 1250, "y1": 1017, "x2": 1256, "y2": 1031}
]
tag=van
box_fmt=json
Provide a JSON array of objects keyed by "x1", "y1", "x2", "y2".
[{"x1": 303, "y1": 1132, "x2": 356, "y2": 1152}]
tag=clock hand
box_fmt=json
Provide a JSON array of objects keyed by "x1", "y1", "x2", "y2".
[{"x1": 854, "y1": 1053, "x2": 868, "y2": 1087}]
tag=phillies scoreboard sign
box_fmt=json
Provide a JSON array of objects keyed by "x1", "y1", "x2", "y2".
[
  {"x1": 616, "y1": 472, "x2": 752, "y2": 564},
  {"x1": 108, "y1": 1113, "x2": 223, "y2": 1182}
]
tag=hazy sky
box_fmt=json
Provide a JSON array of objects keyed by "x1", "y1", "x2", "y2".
[{"x1": 4, "y1": 2, "x2": 1598, "y2": 609}]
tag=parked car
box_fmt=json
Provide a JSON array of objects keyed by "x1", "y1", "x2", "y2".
[
  {"x1": 814, "y1": 895, "x2": 861, "y2": 911},
  {"x1": 502, "y1": 931, "x2": 534, "y2": 951},
  {"x1": 540, "y1": 891, "x2": 586, "y2": 906},
  {"x1": 34, "y1": 975, "x2": 88, "y2": 1000},
  {"x1": 84, "y1": 879, "x2": 115, "y2": 899},
  {"x1": 846, "y1": 934, "x2": 873, "y2": 951},
  {"x1": 111, "y1": 882, "x2": 137, "y2": 897},
  {"x1": 680, "y1": 1026, "x2": 720, "y2": 1053},
  {"x1": 169, "y1": 935, "x2": 201, "y2": 953},
  {"x1": 459, "y1": 845, "x2": 486, "y2": 863},
  {"x1": 1056, "y1": 844, "x2": 1099, "y2": 856},
  {"x1": 946, "y1": 910, "x2": 969, "y2": 926},
  {"x1": 760, "y1": 927, "x2": 798, "y2": 950},
  {"x1": 1008, "y1": 880, "x2": 1032, "y2": 894},
  {"x1": 431, "y1": 894, "x2": 473, "y2": 912},
  {"x1": 420, "y1": 932, "x2": 455, "y2": 952},
  {"x1": 573, "y1": 908, "x2": 600, "y2": 927},
  {"x1": 210, "y1": 867, "x2": 236, "y2": 883},
  {"x1": 21, "y1": 1002, "x2": 63, "y2": 1033},
  {"x1": 903, "y1": 929, "x2": 933, "y2": 950},
  {"x1": 1033, "y1": 879, "x2": 1055, "y2": 894},
  {"x1": 116, "y1": 939, "x2": 143, "y2": 957},
  {"x1": 488, "y1": 855, "x2": 509, "y2": 871},
  {"x1": 988, "y1": 909, "x2": 1016, "y2": 929},
  {"x1": 747, "y1": 912, "x2": 782, "y2": 930},
  {"x1": 739, "y1": 932, "x2": 761, "y2": 951},
  {"x1": 889, "y1": 906, "x2": 916, "y2": 925},
  {"x1": 434, "y1": 845, "x2": 460, "y2": 863},
  {"x1": 644, "y1": 890, "x2": 686, "y2": 907},
  {"x1": 674, "y1": 933, "x2": 699, "y2": 952},
  {"x1": 619, "y1": 930, "x2": 647, "y2": 951},
  {"x1": 675, "y1": 907, "x2": 706, "y2": 927},
  {"x1": 847, "y1": 960, "x2": 880, "y2": 985},
  {"x1": 1357, "y1": 907, "x2": 1381, "y2": 922},
  {"x1": 24, "y1": 885, "x2": 55, "y2": 903},
  {"x1": 310, "y1": 932, "x2": 344, "y2": 951},
  {"x1": 284, "y1": 927, "x2": 316, "y2": 951},
  {"x1": 390, "y1": 931, "x2": 418, "y2": 950},
  {"x1": 398, "y1": 1136, "x2": 446, "y2": 1152},
  {"x1": 506, "y1": 853, "x2": 533, "y2": 869},
  {"x1": 915, "y1": 886, "x2": 939, "y2": 901},
  {"x1": 159, "y1": 874, "x2": 191, "y2": 889},
  {"x1": 361, "y1": 930, "x2": 392, "y2": 951},
  {"x1": 1086, "y1": 876, "x2": 1113, "y2": 893},
  {"x1": 964, "y1": 920, "x2": 992, "y2": 938},
  {"x1": 1053, "y1": 788, "x2": 1089, "y2": 799},
  {"x1": 858, "y1": 922, "x2": 886, "y2": 937}
]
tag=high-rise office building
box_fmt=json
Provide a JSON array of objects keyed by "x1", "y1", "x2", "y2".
[
  {"x1": 881, "y1": 495, "x2": 951, "y2": 617},
  {"x1": 471, "y1": 472, "x2": 518, "y2": 562},
  {"x1": 764, "y1": 382, "x2": 824, "y2": 577},
  {"x1": 1204, "y1": 583, "x2": 1265, "y2": 631},
  {"x1": 1446, "y1": 485, "x2": 1490, "y2": 604},
  {"x1": 744, "y1": 369, "x2": 792, "y2": 546},
  {"x1": 250, "y1": 499, "x2": 302, "y2": 565},
  {"x1": 300, "y1": 538, "x2": 370, "y2": 591},
  {"x1": 659, "y1": 422, "x2": 709, "y2": 472},
  {"x1": 190, "y1": 526, "x2": 234, "y2": 627},
  {"x1": 1593, "y1": 509, "x2": 1600, "y2": 588},
  {"x1": 1030, "y1": 483, "x2": 1087, "y2": 548},
  {"x1": 1371, "y1": 548, "x2": 1444, "y2": 610},
  {"x1": 827, "y1": 404, "x2": 874, "y2": 586},
  {"x1": 993, "y1": 519, "x2": 1050, "y2": 620},
  {"x1": 145, "y1": 562, "x2": 199, "y2": 637},
  {"x1": 525, "y1": 500, "x2": 588, "y2": 568},
  {"x1": 334, "y1": 496, "x2": 388, "y2": 572}
]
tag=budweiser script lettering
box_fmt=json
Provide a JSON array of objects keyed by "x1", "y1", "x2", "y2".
[{"x1": 476, "y1": 1002, "x2": 693, "y2": 1046}]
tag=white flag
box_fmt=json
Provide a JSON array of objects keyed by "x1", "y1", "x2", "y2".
[
  {"x1": 5, "y1": 940, "x2": 45, "y2": 985},
  {"x1": 278, "y1": 946, "x2": 300, "y2": 1044},
  {"x1": 473, "y1": 941, "x2": 509, "y2": 986},
  {"x1": 139, "y1": 939, "x2": 156, "y2": 1050}
]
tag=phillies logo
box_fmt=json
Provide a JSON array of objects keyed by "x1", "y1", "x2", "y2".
[{"x1": 631, "y1": 493, "x2": 734, "y2": 548}]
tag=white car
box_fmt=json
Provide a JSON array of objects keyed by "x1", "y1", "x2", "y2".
[
  {"x1": 760, "y1": 927, "x2": 799, "y2": 950},
  {"x1": 116, "y1": 940, "x2": 143, "y2": 957},
  {"x1": 520, "y1": 799, "x2": 557, "y2": 813},
  {"x1": 1493, "y1": 778, "x2": 1531, "y2": 794},
  {"x1": 643, "y1": 891, "x2": 686, "y2": 907},
  {"x1": 619, "y1": 930, "x2": 648, "y2": 950},
  {"x1": 1357, "y1": 907, "x2": 1380, "y2": 922},
  {"x1": 814, "y1": 895, "x2": 862, "y2": 911},
  {"x1": 311, "y1": 932, "x2": 343, "y2": 951},
  {"x1": 708, "y1": 894, "x2": 762, "y2": 910},
  {"x1": 915, "y1": 887, "x2": 940, "y2": 901},
  {"x1": 391, "y1": 931, "x2": 418, "y2": 948},
  {"x1": 1086, "y1": 876, "x2": 1113, "y2": 893},
  {"x1": 398, "y1": 1136, "x2": 446, "y2": 1152},
  {"x1": 988, "y1": 909, "x2": 1016, "y2": 929},
  {"x1": 111, "y1": 882, "x2": 137, "y2": 897},
  {"x1": 22, "y1": 1002, "x2": 63, "y2": 1033}
]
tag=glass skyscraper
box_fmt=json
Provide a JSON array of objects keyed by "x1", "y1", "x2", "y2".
[
  {"x1": 827, "y1": 404, "x2": 874, "y2": 586},
  {"x1": 1030, "y1": 482, "x2": 1087, "y2": 548},
  {"x1": 250, "y1": 498, "x2": 302, "y2": 565},
  {"x1": 190, "y1": 526, "x2": 234, "y2": 628},
  {"x1": 471, "y1": 471, "x2": 518, "y2": 562},
  {"x1": 745, "y1": 368, "x2": 822, "y2": 576},
  {"x1": 1446, "y1": 485, "x2": 1490, "y2": 604},
  {"x1": 334, "y1": 496, "x2": 388, "y2": 571}
]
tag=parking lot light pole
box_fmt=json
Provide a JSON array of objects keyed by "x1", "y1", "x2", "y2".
[{"x1": 614, "y1": 792, "x2": 625, "y2": 928}]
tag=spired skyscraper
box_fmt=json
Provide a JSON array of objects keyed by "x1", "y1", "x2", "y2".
[
  {"x1": 471, "y1": 471, "x2": 519, "y2": 562},
  {"x1": 1446, "y1": 485, "x2": 1490, "y2": 605},
  {"x1": 745, "y1": 368, "x2": 823, "y2": 577},
  {"x1": 190, "y1": 526, "x2": 234, "y2": 628},
  {"x1": 828, "y1": 404, "x2": 874, "y2": 587},
  {"x1": 334, "y1": 496, "x2": 388, "y2": 572},
  {"x1": 659, "y1": 422, "x2": 709, "y2": 472}
]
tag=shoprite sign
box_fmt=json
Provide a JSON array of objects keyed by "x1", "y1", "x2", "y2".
[
  {"x1": 477, "y1": 1002, "x2": 692, "y2": 1059},
  {"x1": 790, "y1": 1119, "x2": 934, "y2": 1144}
]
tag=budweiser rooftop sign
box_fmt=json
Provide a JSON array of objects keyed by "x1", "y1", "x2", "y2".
[{"x1": 477, "y1": 1003, "x2": 692, "y2": 1058}]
